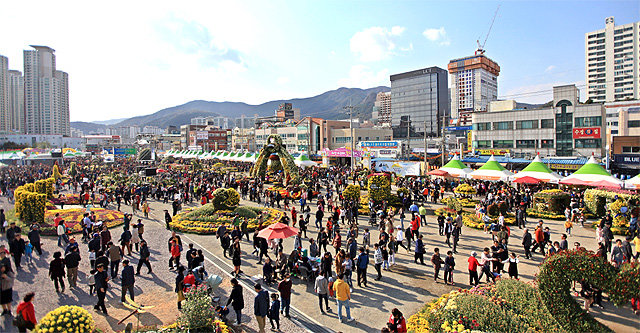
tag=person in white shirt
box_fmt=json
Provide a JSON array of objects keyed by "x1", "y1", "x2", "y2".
[
  {"x1": 57, "y1": 222, "x2": 67, "y2": 247},
  {"x1": 478, "y1": 248, "x2": 495, "y2": 283},
  {"x1": 396, "y1": 227, "x2": 407, "y2": 252}
]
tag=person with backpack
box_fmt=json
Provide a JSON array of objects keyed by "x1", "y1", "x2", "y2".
[{"x1": 14, "y1": 292, "x2": 36, "y2": 332}]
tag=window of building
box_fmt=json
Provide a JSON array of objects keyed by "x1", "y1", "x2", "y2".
[
  {"x1": 516, "y1": 120, "x2": 538, "y2": 130},
  {"x1": 622, "y1": 146, "x2": 640, "y2": 153},
  {"x1": 493, "y1": 140, "x2": 513, "y2": 148},
  {"x1": 516, "y1": 140, "x2": 536, "y2": 148},
  {"x1": 540, "y1": 140, "x2": 554, "y2": 148},
  {"x1": 475, "y1": 140, "x2": 491, "y2": 148},
  {"x1": 540, "y1": 119, "x2": 554, "y2": 128},
  {"x1": 574, "y1": 116, "x2": 602, "y2": 127},
  {"x1": 474, "y1": 122, "x2": 491, "y2": 131},
  {"x1": 575, "y1": 139, "x2": 602, "y2": 148},
  {"x1": 628, "y1": 120, "x2": 640, "y2": 128},
  {"x1": 493, "y1": 121, "x2": 513, "y2": 131}
]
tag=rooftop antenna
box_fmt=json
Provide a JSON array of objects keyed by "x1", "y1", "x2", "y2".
[{"x1": 476, "y1": 5, "x2": 500, "y2": 55}]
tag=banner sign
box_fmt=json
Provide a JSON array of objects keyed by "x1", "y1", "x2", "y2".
[
  {"x1": 446, "y1": 126, "x2": 472, "y2": 131},
  {"x1": 549, "y1": 163, "x2": 581, "y2": 170},
  {"x1": 467, "y1": 131, "x2": 472, "y2": 150},
  {"x1": 360, "y1": 141, "x2": 400, "y2": 148},
  {"x1": 113, "y1": 148, "x2": 136, "y2": 155},
  {"x1": 572, "y1": 127, "x2": 601, "y2": 139},
  {"x1": 322, "y1": 148, "x2": 364, "y2": 158},
  {"x1": 476, "y1": 149, "x2": 510, "y2": 156},
  {"x1": 613, "y1": 154, "x2": 640, "y2": 168},
  {"x1": 373, "y1": 161, "x2": 421, "y2": 176}
]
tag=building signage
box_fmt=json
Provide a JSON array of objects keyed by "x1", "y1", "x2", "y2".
[
  {"x1": 467, "y1": 131, "x2": 472, "y2": 150},
  {"x1": 360, "y1": 141, "x2": 399, "y2": 148},
  {"x1": 196, "y1": 131, "x2": 209, "y2": 140},
  {"x1": 113, "y1": 148, "x2": 136, "y2": 155},
  {"x1": 572, "y1": 127, "x2": 601, "y2": 139},
  {"x1": 446, "y1": 126, "x2": 472, "y2": 131},
  {"x1": 476, "y1": 149, "x2": 510, "y2": 156},
  {"x1": 549, "y1": 163, "x2": 582, "y2": 170},
  {"x1": 613, "y1": 154, "x2": 640, "y2": 168}
]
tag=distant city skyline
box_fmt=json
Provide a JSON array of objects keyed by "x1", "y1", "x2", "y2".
[{"x1": 0, "y1": 0, "x2": 637, "y2": 122}]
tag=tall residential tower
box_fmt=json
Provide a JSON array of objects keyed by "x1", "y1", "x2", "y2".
[
  {"x1": 585, "y1": 16, "x2": 639, "y2": 103},
  {"x1": 448, "y1": 54, "x2": 500, "y2": 126},
  {"x1": 23, "y1": 45, "x2": 70, "y2": 136}
]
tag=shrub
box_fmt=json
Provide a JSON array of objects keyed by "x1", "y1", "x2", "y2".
[
  {"x1": 178, "y1": 285, "x2": 214, "y2": 330},
  {"x1": 68, "y1": 162, "x2": 77, "y2": 177},
  {"x1": 52, "y1": 164, "x2": 62, "y2": 179},
  {"x1": 343, "y1": 184, "x2": 361, "y2": 202},
  {"x1": 532, "y1": 189, "x2": 571, "y2": 215},
  {"x1": 492, "y1": 279, "x2": 563, "y2": 332},
  {"x1": 14, "y1": 182, "x2": 48, "y2": 223},
  {"x1": 234, "y1": 206, "x2": 258, "y2": 219},
  {"x1": 454, "y1": 183, "x2": 476, "y2": 196},
  {"x1": 486, "y1": 201, "x2": 508, "y2": 217},
  {"x1": 35, "y1": 305, "x2": 95, "y2": 333},
  {"x1": 368, "y1": 175, "x2": 391, "y2": 203},
  {"x1": 445, "y1": 197, "x2": 462, "y2": 212}
]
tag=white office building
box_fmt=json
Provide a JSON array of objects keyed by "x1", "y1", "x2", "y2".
[
  {"x1": 585, "y1": 16, "x2": 639, "y2": 103},
  {"x1": 0, "y1": 56, "x2": 9, "y2": 133}
]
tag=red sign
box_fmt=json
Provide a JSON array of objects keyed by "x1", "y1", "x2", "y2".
[{"x1": 572, "y1": 127, "x2": 601, "y2": 139}]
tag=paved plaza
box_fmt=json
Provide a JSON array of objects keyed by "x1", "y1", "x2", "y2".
[{"x1": 0, "y1": 186, "x2": 638, "y2": 333}]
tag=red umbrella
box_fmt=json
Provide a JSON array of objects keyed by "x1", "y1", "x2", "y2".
[
  {"x1": 513, "y1": 176, "x2": 542, "y2": 184},
  {"x1": 428, "y1": 169, "x2": 450, "y2": 177},
  {"x1": 257, "y1": 222, "x2": 299, "y2": 240}
]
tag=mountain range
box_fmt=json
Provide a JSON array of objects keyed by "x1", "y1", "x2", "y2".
[{"x1": 71, "y1": 86, "x2": 390, "y2": 133}]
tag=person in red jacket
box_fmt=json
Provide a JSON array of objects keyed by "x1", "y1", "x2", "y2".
[
  {"x1": 15, "y1": 292, "x2": 36, "y2": 332},
  {"x1": 531, "y1": 222, "x2": 546, "y2": 255},
  {"x1": 468, "y1": 251, "x2": 480, "y2": 286},
  {"x1": 387, "y1": 308, "x2": 407, "y2": 333},
  {"x1": 169, "y1": 240, "x2": 181, "y2": 270}
]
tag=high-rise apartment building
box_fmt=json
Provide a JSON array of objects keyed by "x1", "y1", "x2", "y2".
[
  {"x1": 0, "y1": 56, "x2": 9, "y2": 133},
  {"x1": 373, "y1": 92, "x2": 392, "y2": 127},
  {"x1": 585, "y1": 16, "x2": 639, "y2": 103},
  {"x1": 390, "y1": 67, "x2": 449, "y2": 145},
  {"x1": 8, "y1": 70, "x2": 24, "y2": 133},
  {"x1": 23, "y1": 45, "x2": 70, "y2": 136},
  {"x1": 448, "y1": 54, "x2": 500, "y2": 126}
]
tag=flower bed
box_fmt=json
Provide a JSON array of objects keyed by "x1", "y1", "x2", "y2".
[
  {"x1": 453, "y1": 183, "x2": 476, "y2": 197},
  {"x1": 50, "y1": 193, "x2": 82, "y2": 205},
  {"x1": 42, "y1": 208, "x2": 125, "y2": 236},
  {"x1": 440, "y1": 197, "x2": 478, "y2": 208},
  {"x1": 407, "y1": 279, "x2": 565, "y2": 333},
  {"x1": 170, "y1": 205, "x2": 283, "y2": 234},
  {"x1": 525, "y1": 209, "x2": 566, "y2": 220},
  {"x1": 434, "y1": 208, "x2": 515, "y2": 230},
  {"x1": 36, "y1": 305, "x2": 95, "y2": 333}
]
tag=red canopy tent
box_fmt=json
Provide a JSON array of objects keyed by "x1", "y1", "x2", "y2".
[
  {"x1": 559, "y1": 178, "x2": 590, "y2": 186},
  {"x1": 513, "y1": 176, "x2": 542, "y2": 184},
  {"x1": 257, "y1": 222, "x2": 299, "y2": 240},
  {"x1": 428, "y1": 169, "x2": 450, "y2": 177},
  {"x1": 591, "y1": 179, "x2": 622, "y2": 189}
]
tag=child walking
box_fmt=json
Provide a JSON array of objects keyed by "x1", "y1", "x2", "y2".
[
  {"x1": 269, "y1": 293, "x2": 280, "y2": 331},
  {"x1": 88, "y1": 269, "x2": 96, "y2": 295},
  {"x1": 24, "y1": 241, "x2": 33, "y2": 264},
  {"x1": 564, "y1": 219, "x2": 573, "y2": 236}
]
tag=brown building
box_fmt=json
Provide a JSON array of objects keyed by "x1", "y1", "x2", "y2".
[
  {"x1": 180, "y1": 124, "x2": 230, "y2": 151},
  {"x1": 611, "y1": 135, "x2": 640, "y2": 173}
]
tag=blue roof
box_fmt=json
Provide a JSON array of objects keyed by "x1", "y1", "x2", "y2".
[{"x1": 462, "y1": 156, "x2": 592, "y2": 165}]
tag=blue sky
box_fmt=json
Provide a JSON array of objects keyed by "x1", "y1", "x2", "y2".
[{"x1": 1, "y1": 0, "x2": 638, "y2": 122}]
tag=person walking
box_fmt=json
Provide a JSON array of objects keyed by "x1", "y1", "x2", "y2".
[
  {"x1": 277, "y1": 274, "x2": 292, "y2": 318},
  {"x1": 254, "y1": 283, "x2": 269, "y2": 333},
  {"x1": 121, "y1": 260, "x2": 135, "y2": 302},
  {"x1": 468, "y1": 251, "x2": 480, "y2": 286},
  {"x1": 314, "y1": 271, "x2": 330, "y2": 314},
  {"x1": 522, "y1": 228, "x2": 533, "y2": 259},
  {"x1": 9, "y1": 234, "x2": 25, "y2": 270},
  {"x1": 169, "y1": 239, "x2": 181, "y2": 270},
  {"x1": 225, "y1": 278, "x2": 244, "y2": 325},
  {"x1": 15, "y1": 292, "x2": 37, "y2": 332},
  {"x1": 374, "y1": 243, "x2": 383, "y2": 281},
  {"x1": 443, "y1": 251, "x2": 455, "y2": 286},
  {"x1": 164, "y1": 210, "x2": 172, "y2": 230},
  {"x1": 414, "y1": 234, "x2": 425, "y2": 265},
  {"x1": 268, "y1": 293, "x2": 280, "y2": 331},
  {"x1": 107, "y1": 242, "x2": 122, "y2": 279},
  {"x1": 356, "y1": 247, "x2": 369, "y2": 288},
  {"x1": 431, "y1": 248, "x2": 444, "y2": 282},
  {"x1": 48, "y1": 252, "x2": 66, "y2": 293},
  {"x1": 65, "y1": 247, "x2": 81, "y2": 288},
  {"x1": 332, "y1": 273, "x2": 354, "y2": 323},
  {"x1": 94, "y1": 263, "x2": 109, "y2": 315},
  {"x1": 0, "y1": 264, "x2": 14, "y2": 315},
  {"x1": 175, "y1": 266, "x2": 185, "y2": 310},
  {"x1": 136, "y1": 240, "x2": 152, "y2": 275},
  {"x1": 27, "y1": 225, "x2": 42, "y2": 256}
]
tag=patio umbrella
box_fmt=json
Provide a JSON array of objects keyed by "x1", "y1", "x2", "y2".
[
  {"x1": 559, "y1": 178, "x2": 590, "y2": 186},
  {"x1": 513, "y1": 176, "x2": 542, "y2": 184},
  {"x1": 469, "y1": 155, "x2": 514, "y2": 181},
  {"x1": 590, "y1": 179, "x2": 622, "y2": 189},
  {"x1": 438, "y1": 155, "x2": 472, "y2": 178},
  {"x1": 294, "y1": 154, "x2": 316, "y2": 168},
  {"x1": 560, "y1": 156, "x2": 623, "y2": 186},
  {"x1": 624, "y1": 174, "x2": 640, "y2": 189},
  {"x1": 257, "y1": 222, "x2": 299, "y2": 240}
]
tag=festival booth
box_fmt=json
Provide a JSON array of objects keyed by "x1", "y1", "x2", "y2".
[
  {"x1": 321, "y1": 147, "x2": 365, "y2": 167},
  {"x1": 294, "y1": 154, "x2": 317, "y2": 168},
  {"x1": 511, "y1": 155, "x2": 562, "y2": 183},
  {"x1": 468, "y1": 155, "x2": 514, "y2": 181},
  {"x1": 559, "y1": 156, "x2": 623, "y2": 188},
  {"x1": 431, "y1": 155, "x2": 471, "y2": 178},
  {"x1": 624, "y1": 174, "x2": 640, "y2": 190}
]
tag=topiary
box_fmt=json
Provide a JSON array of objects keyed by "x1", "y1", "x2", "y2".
[
  {"x1": 343, "y1": 184, "x2": 361, "y2": 202},
  {"x1": 367, "y1": 175, "x2": 391, "y2": 203}
]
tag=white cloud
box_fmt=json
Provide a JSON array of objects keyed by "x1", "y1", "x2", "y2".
[
  {"x1": 545, "y1": 65, "x2": 556, "y2": 73},
  {"x1": 337, "y1": 65, "x2": 389, "y2": 88},
  {"x1": 350, "y1": 26, "x2": 406, "y2": 62},
  {"x1": 423, "y1": 27, "x2": 450, "y2": 46},
  {"x1": 276, "y1": 76, "x2": 290, "y2": 85}
]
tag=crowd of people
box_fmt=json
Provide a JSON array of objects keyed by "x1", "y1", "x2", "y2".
[{"x1": 0, "y1": 157, "x2": 639, "y2": 332}]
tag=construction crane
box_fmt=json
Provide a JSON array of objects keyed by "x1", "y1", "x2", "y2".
[{"x1": 476, "y1": 5, "x2": 500, "y2": 55}]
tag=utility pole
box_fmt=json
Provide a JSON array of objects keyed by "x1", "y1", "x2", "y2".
[
  {"x1": 343, "y1": 102, "x2": 357, "y2": 170},
  {"x1": 423, "y1": 120, "x2": 427, "y2": 175},
  {"x1": 406, "y1": 117, "x2": 410, "y2": 160}
]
